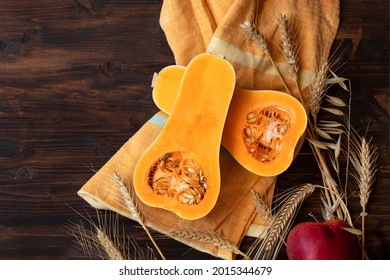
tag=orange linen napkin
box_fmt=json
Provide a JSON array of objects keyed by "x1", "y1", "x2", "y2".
[{"x1": 78, "y1": 0, "x2": 340, "y2": 259}]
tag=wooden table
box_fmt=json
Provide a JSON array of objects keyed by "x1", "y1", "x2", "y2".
[{"x1": 0, "y1": 0, "x2": 388, "y2": 260}]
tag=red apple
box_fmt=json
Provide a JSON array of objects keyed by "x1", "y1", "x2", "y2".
[{"x1": 286, "y1": 219, "x2": 360, "y2": 260}]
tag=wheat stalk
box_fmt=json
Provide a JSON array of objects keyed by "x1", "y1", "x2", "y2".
[
  {"x1": 352, "y1": 136, "x2": 378, "y2": 208},
  {"x1": 241, "y1": 21, "x2": 269, "y2": 53},
  {"x1": 305, "y1": 58, "x2": 351, "y2": 222},
  {"x1": 169, "y1": 228, "x2": 247, "y2": 258},
  {"x1": 114, "y1": 172, "x2": 166, "y2": 260},
  {"x1": 66, "y1": 209, "x2": 150, "y2": 260},
  {"x1": 309, "y1": 74, "x2": 355, "y2": 225},
  {"x1": 310, "y1": 62, "x2": 330, "y2": 124},
  {"x1": 277, "y1": 12, "x2": 309, "y2": 115},
  {"x1": 276, "y1": 15, "x2": 347, "y2": 221},
  {"x1": 114, "y1": 172, "x2": 145, "y2": 223},
  {"x1": 247, "y1": 184, "x2": 316, "y2": 260},
  {"x1": 241, "y1": 20, "x2": 291, "y2": 95},
  {"x1": 278, "y1": 14, "x2": 299, "y2": 76},
  {"x1": 349, "y1": 132, "x2": 379, "y2": 259},
  {"x1": 264, "y1": 184, "x2": 315, "y2": 254}
]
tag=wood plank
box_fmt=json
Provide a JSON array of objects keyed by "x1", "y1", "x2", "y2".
[{"x1": 0, "y1": 0, "x2": 388, "y2": 260}]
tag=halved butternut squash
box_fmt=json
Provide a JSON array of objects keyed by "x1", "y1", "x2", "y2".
[
  {"x1": 134, "y1": 53, "x2": 236, "y2": 220},
  {"x1": 152, "y1": 65, "x2": 307, "y2": 177}
]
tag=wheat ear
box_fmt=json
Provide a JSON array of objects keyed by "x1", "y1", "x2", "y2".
[
  {"x1": 278, "y1": 14, "x2": 299, "y2": 76},
  {"x1": 66, "y1": 209, "x2": 143, "y2": 260},
  {"x1": 264, "y1": 184, "x2": 315, "y2": 254},
  {"x1": 310, "y1": 62, "x2": 330, "y2": 124},
  {"x1": 350, "y1": 133, "x2": 379, "y2": 259},
  {"x1": 247, "y1": 184, "x2": 316, "y2": 260},
  {"x1": 170, "y1": 228, "x2": 248, "y2": 258},
  {"x1": 251, "y1": 190, "x2": 273, "y2": 223},
  {"x1": 68, "y1": 221, "x2": 125, "y2": 260},
  {"x1": 114, "y1": 172, "x2": 166, "y2": 260},
  {"x1": 96, "y1": 228, "x2": 125, "y2": 260},
  {"x1": 241, "y1": 21, "x2": 291, "y2": 95}
]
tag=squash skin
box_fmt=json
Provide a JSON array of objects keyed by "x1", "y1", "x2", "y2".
[
  {"x1": 152, "y1": 65, "x2": 307, "y2": 177},
  {"x1": 134, "y1": 53, "x2": 236, "y2": 220}
]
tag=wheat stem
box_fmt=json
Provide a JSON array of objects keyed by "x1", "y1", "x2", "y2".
[
  {"x1": 114, "y1": 172, "x2": 166, "y2": 260},
  {"x1": 361, "y1": 206, "x2": 367, "y2": 259},
  {"x1": 342, "y1": 83, "x2": 353, "y2": 209},
  {"x1": 315, "y1": 184, "x2": 353, "y2": 226}
]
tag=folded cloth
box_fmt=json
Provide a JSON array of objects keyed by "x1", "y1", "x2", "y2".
[
  {"x1": 79, "y1": 112, "x2": 275, "y2": 259},
  {"x1": 78, "y1": 0, "x2": 340, "y2": 259}
]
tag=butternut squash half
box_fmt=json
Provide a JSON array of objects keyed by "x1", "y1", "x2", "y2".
[
  {"x1": 152, "y1": 65, "x2": 307, "y2": 177},
  {"x1": 134, "y1": 53, "x2": 236, "y2": 220}
]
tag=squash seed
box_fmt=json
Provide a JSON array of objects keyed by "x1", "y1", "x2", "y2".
[
  {"x1": 147, "y1": 151, "x2": 207, "y2": 205},
  {"x1": 246, "y1": 112, "x2": 257, "y2": 123},
  {"x1": 243, "y1": 106, "x2": 291, "y2": 162}
]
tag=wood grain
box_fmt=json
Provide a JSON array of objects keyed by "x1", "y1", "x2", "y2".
[{"x1": 0, "y1": 0, "x2": 389, "y2": 260}]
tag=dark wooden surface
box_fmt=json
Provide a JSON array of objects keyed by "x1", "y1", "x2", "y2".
[{"x1": 0, "y1": 0, "x2": 388, "y2": 260}]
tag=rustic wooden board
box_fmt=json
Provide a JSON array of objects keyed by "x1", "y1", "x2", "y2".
[{"x1": 0, "y1": 0, "x2": 388, "y2": 259}]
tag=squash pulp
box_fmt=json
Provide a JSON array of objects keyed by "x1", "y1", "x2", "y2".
[{"x1": 133, "y1": 53, "x2": 236, "y2": 220}]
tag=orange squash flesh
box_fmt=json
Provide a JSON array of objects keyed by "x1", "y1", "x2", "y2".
[
  {"x1": 152, "y1": 65, "x2": 185, "y2": 114},
  {"x1": 152, "y1": 65, "x2": 307, "y2": 177},
  {"x1": 134, "y1": 53, "x2": 236, "y2": 220}
]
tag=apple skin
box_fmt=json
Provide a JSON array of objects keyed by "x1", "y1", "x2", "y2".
[{"x1": 286, "y1": 219, "x2": 360, "y2": 260}]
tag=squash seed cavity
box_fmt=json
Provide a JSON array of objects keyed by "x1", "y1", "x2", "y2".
[
  {"x1": 147, "y1": 152, "x2": 207, "y2": 205},
  {"x1": 243, "y1": 106, "x2": 290, "y2": 162}
]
